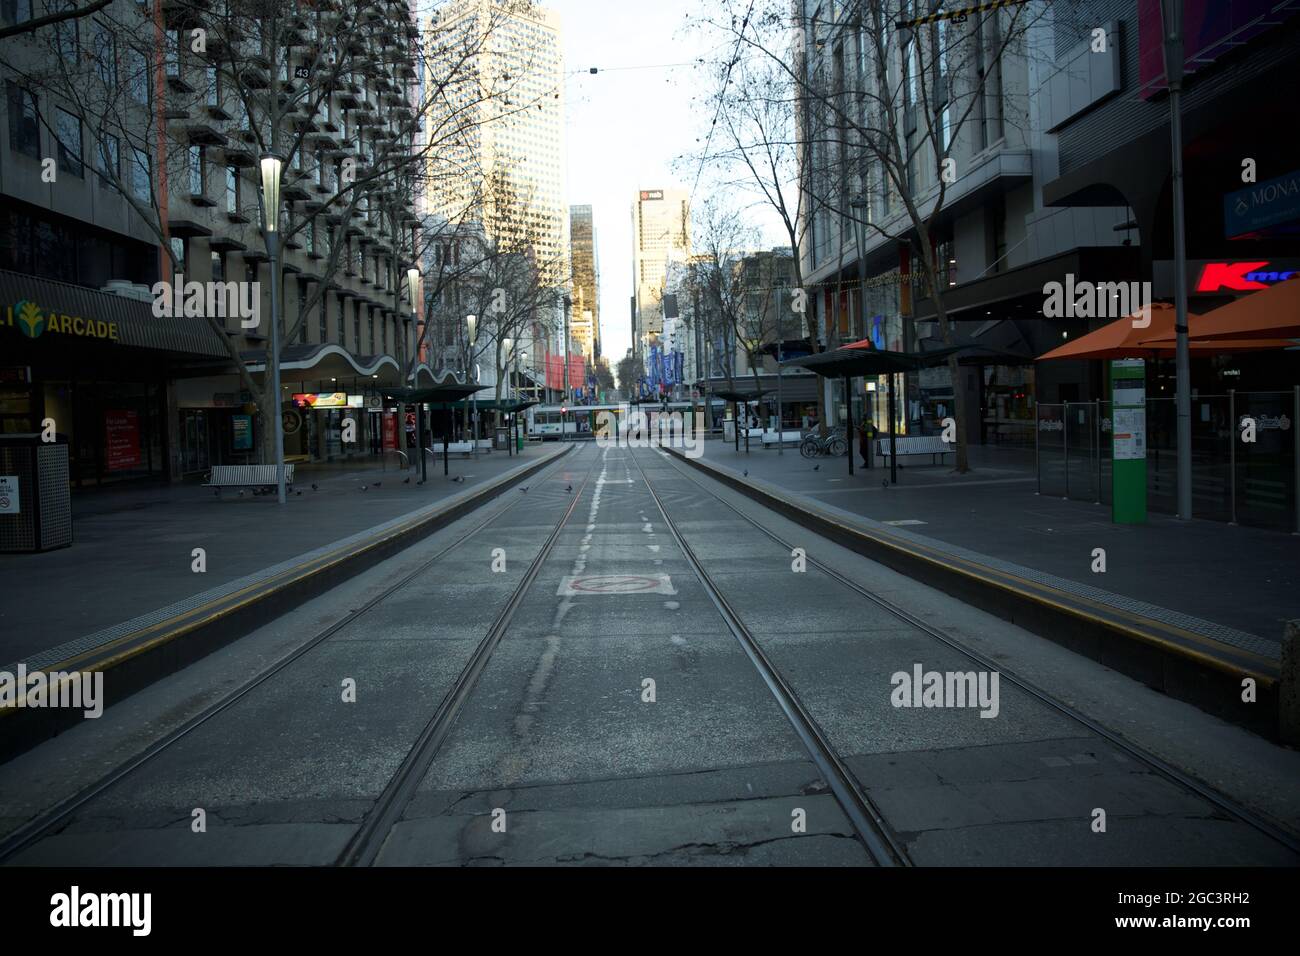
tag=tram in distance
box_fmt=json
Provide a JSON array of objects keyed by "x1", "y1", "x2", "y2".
[{"x1": 527, "y1": 402, "x2": 698, "y2": 439}]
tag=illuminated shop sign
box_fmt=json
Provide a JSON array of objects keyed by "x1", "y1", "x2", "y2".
[
  {"x1": 3, "y1": 300, "x2": 119, "y2": 342},
  {"x1": 291, "y1": 393, "x2": 365, "y2": 409},
  {"x1": 1194, "y1": 261, "x2": 1299, "y2": 293}
]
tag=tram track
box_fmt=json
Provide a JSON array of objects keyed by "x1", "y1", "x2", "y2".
[
  {"x1": 637, "y1": 447, "x2": 1300, "y2": 861},
  {"x1": 0, "y1": 445, "x2": 588, "y2": 865}
]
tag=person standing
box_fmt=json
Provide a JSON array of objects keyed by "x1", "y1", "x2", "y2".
[{"x1": 860, "y1": 418, "x2": 875, "y2": 469}]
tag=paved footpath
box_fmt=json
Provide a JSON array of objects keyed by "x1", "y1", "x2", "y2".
[
  {"x1": 0, "y1": 445, "x2": 558, "y2": 664},
  {"x1": 688, "y1": 440, "x2": 1300, "y2": 650}
]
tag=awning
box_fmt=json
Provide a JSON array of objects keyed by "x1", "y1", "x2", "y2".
[
  {"x1": 1037, "y1": 302, "x2": 1293, "y2": 360},
  {"x1": 781, "y1": 344, "x2": 963, "y2": 376},
  {"x1": 380, "y1": 383, "x2": 490, "y2": 405},
  {"x1": 0, "y1": 268, "x2": 229, "y2": 358},
  {"x1": 1165, "y1": 277, "x2": 1300, "y2": 342}
]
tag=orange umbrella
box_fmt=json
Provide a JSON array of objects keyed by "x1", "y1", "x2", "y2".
[
  {"x1": 1147, "y1": 277, "x2": 1300, "y2": 342},
  {"x1": 1037, "y1": 303, "x2": 1186, "y2": 360}
]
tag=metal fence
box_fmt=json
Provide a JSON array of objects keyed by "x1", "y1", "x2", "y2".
[{"x1": 1036, "y1": 389, "x2": 1300, "y2": 533}]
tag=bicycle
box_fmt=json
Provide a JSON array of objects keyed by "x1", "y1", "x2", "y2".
[{"x1": 799, "y1": 427, "x2": 847, "y2": 459}]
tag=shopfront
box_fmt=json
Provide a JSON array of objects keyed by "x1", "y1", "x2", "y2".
[{"x1": 0, "y1": 269, "x2": 228, "y2": 487}]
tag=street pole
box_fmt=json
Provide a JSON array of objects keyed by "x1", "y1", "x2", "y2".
[
  {"x1": 1161, "y1": 0, "x2": 1193, "y2": 521},
  {"x1": 563, "y1": 294, "x2": 571, "y2": 442},
  {"x1": 776, "y1": 277, "x2": 784, "y2": 456},
  {"x1": 259, "y1": 154, "x2": 286, "y2": 505}
]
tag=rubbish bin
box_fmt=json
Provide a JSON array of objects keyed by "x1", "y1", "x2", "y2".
[{"x1": 0, "y1": 434, "x2": 72, "y2": 553}]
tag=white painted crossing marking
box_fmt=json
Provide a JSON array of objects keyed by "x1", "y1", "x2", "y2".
[{"x1": 883, "y1": 519, "x2": 927, "y2": 526}]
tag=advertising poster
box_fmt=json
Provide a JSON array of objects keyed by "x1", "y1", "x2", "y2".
[
  {"x1": 104, "y1": 409, "x2": 142, "y2": 471},
  {"x1": 383, "y1": 412, "x2": 398, "y2": 451},
  {"x1": 232, "y1": 414, "x2": 253, "y2": 451}
]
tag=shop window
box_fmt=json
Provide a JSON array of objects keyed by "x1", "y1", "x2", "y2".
[{"x1": 6, "y1": 81, "x2": 39, "y2": 158}]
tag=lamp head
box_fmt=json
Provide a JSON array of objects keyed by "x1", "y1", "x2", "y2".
[{"x1": 259, "y1": 154, "x2": 284, "y2": 233}]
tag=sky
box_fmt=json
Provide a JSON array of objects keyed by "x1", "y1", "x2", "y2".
[{"x1": 555, "y1": 0, "x2": 723, "y2": 361}]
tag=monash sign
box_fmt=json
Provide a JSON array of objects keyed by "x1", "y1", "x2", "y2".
[{"x1": 1224, "y1": 169, "x2": 1300, "y2": 239}]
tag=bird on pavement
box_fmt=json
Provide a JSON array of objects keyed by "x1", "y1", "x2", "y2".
[
  {"x1": 361, "y1": 484, "x2": 368, "y2": 491},
  {"x1": 521, "y1": 486, "x2": 528, "y2": 493},
  {"x1": 813, "y1": 465, "x2": 819, "y2": 472},
  {"x1": 373, "y1": 481, "x2": 381, "y2": 488},
  {"x1": 566, "y1": 484, "x2": 572, "y2": 493},
  {"x1": 882, "y1": 478, "x2": 889, "y2": 488},
  {"x1": 311, "y1": 482, "x2": 319, "y2": 491},
  {"x1": 237, "y1": 490, "x2": 244, "y2": 497},
  {"x1": 743, "y1": 469, "x2": 748, "y2": 477},
  {"x1": 296, "y1": 490, "x2": 302, "y2": 496},
  {"x1": 403, "y1": 477, "x2": 410, "y2": 484},
  {"x1": 454, "y1": 476, "x2": 465, "y2": 483}
]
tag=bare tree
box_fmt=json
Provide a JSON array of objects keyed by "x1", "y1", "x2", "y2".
[{"x1": 696, "y1": 0, "x2": 1052, "y2": 471}]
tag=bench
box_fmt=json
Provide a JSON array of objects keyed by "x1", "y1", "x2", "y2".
[
  {"x1": 761, "y1": 430, "x2": 803, "y2": 448},
  {"x1": 874, "y1": 435, "x2": 952, "y2": 465},
  {"x1": 430, "y1": 442, "x2": 475, "y2": 458},
  {"x1": 204, "y1": 464, "x2": 295, "y2": 494}
]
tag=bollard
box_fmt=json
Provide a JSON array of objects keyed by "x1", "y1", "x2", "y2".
[{"x1": 1281, "y1": 619, "x2": 1300, "y2": 745}]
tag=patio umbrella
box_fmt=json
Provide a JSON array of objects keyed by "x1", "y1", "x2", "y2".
[{"x1": 1147, "y1": 276, "x2": 1300, "y2": 343}]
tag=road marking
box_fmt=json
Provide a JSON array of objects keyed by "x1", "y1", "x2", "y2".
[
  {"x1": 884, "y1": 519, "x2": 927, "y2": 526},
  {"x1": 557, "y1": 574, "x2": 677, "y2": 596}
]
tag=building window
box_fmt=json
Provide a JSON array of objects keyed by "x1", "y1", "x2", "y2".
[
  {"x1": 126, "y1": 47, "x2": 149, "y2": 104},
  {"x1": 318, "y1": 290, "x2": 327, "y2": 344},
  {"x1": 225, "y1": 166, "x2": 240, "y2": 215},
  {"x1": 1, "y1": 1, "x2": 34, "y2": 27},
  {"x1": 189, "y1": 145, "x2": 205, "y2": 197},
  {"x1": 211, "y1": 250, "x2": 225, "y2": 282},
  {"x1": 130, "y1": 147, "x2": 151, "y2": 203},
  {"x1": 53, "y1": 0, "x2": 78, "y2": 59},
  {"x1": 170, "y1": 237, "x2": 186, "y2": 275},
  {"x1": 54, "y1": 108, "x2": 82, "y2": 178},
  {"x1": 96, "y1": 132, "x2": 119, "y2": 185},
  {"x1": 92, "y1": 23, "x2": 116, "y2": 87},
  {"x1": 6, "y1": 81, "x2": 39, "y2": 158},
  {"x1": 205, "y1": 66, "x2": 220, "y2": 109}
]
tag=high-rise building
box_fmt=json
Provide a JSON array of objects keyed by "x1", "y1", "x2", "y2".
[
  {"x1": 569, "y1": 204, "x2": 599, "y2": 360},
  {"x1": 427, "y1": 0, "x2": 568, "y2": 288},
  {"x1": 631, "y1": 188, "x2": 689, "y2": 359}
]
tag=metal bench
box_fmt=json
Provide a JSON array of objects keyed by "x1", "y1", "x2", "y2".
[
  {"x1": 761, "y1": 430, "x2": 803, "y2": 448},
  {"x1": 204, "y1": 464, "x2": 295, "y2": 495},
  {"x1": 430, "y1": 442, "x2": 475, "y2": 458},
  {"x1": 875, "y1": 436, "x2": 953, "y2": 465}
]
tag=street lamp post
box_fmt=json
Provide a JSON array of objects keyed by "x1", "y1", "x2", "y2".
[
  {"x1": 466, "y1": 313, "x2": 478, "y2": 460},
  {"x1": 502, "y1": 337, "x2": 513, "y2": 457},
  {"x1": 1160, "y1": 0, "x2": 1193, "y2": 520},
  {"x1": 259, "y1": 154, "x2": 286, "y2": 505},
  {"x1": 407, "y1": 267, "x2": 424, "y2": 483}
]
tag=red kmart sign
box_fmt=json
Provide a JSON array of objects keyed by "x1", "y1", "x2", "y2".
[{"x1": 1155, "y1": 259, "x2": 1300, "y2": 297}]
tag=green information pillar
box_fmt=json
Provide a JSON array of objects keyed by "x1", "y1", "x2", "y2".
[{"x1": 1111, "y1": 358, "x2": 1147, "y2": 524}]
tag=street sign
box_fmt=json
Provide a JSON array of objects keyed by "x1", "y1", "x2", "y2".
[
  {"x1": 0, "y1": 475, "x2": 19, "y2": 514},
  {"x1": 294, "y1": 65, "x2": 310, "y2": 79}
]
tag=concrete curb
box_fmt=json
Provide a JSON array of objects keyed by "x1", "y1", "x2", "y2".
[
  {"x1": 665, "y1": 447, "x2": 1282, "y2": 740},
  {"x1": 0, "y1": 446, "x2": 574, "y2": 763}
]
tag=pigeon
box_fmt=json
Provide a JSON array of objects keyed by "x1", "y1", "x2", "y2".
[
  {"x1": 743, "y1": 469, "x2": 748, "y2": 477},
  {"x1": 454, "y1": 476, "x2": 465, "y2": 483},
  {"x1": 361, "y1": 484, "x2": 368, "y2": 491},
  {"x1": 813, "y1": 465, "x2": 819, "y2": 472},
  {"x1": 882, "y1": 478, "x2": 889, "y2": 488},
  {"x1": 566, "y1": 484, "x2": 572, "y2": 493},
  {"x1": 373, "y1": 481, "x2": 381, "y2": 488},
  {"x1": 403, "y1": 477, "x2": 410, "y2": 484},
  {"x1": 296, "y1": 490, "x2": 302, "y2": 496},
  {"x1": 238, "y1": 490, "x2": 244, "y2": 497},
  {"x1": 311, "y1": 482, "x2": 319, "y2": 491},
  {"x1": 521, "y1": 486, "x2": 528, "y2": 493}
]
